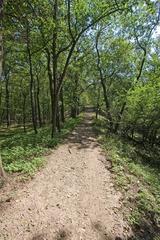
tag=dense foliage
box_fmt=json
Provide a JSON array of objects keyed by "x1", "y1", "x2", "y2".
[{"x1": 0, "y1": 0, "x2": 159, "y2": 144}]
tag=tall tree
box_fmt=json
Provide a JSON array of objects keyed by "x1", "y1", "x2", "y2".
[{"x1": 0, "y1": 0, "x2": 3, "y2": 79}]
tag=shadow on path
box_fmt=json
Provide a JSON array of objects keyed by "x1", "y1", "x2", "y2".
[
  {"x1": 31, "y1": 229, "x2": 69, "y2": 240},
  {"x1": 127, "y1": 216, "x2": 160, "y2": 240},
  {"x1": 66, "y1": 113, "x2": 99, "y2": 150}
]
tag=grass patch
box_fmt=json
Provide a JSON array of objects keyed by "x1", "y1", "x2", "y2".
[
  {"x1": 93, "y1": 118, "x2": 160, "y2": 237},
  {"x1": 5, "y1": 157, "x2": 44, "y2": 175},
  {"x1": 0, "y1": 116, "x2": 82, "y2": 176}
]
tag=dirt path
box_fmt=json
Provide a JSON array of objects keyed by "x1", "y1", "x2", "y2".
[{"x1": 0, "y1": 113, "x2": 131, "y2": 240}]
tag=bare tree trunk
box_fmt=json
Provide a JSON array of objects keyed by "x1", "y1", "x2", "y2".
[
  {"x1": 46, "y1": 48, "x2": 55, "y2": 137},
  {"x1": 0, "y1": 0, "x2": 4, "y2": 127},
  {"x1": 34, "y1": 75, "x2": 38, "y2": 129},
  {"x1": 95, "y1": 33, "x2": 113, "y2": 130},
  {"x1": 36, "y1": 75, "x2": 42, "y2": 128},
  {"x1": 70, "y1": 75, "x2": 79, "y2": 118},
  {"x1": 114, "y1": 102, "x2": 126, "y2": 133},
  {"x1": 1, "y1": 1, "x2": 10, "y2": 128},
  {"x1": 60, "y1": 87, "x2": 65, "y2": 123},
  {"x1": 26, "y1": 21, "x2": 37, "y2": 134},
  {"x1": 51, "y1": 0, "x2": 58, "y2": 136},
  {"x1": 52, "y1": 94, "x2": 58, "y2": 136},
  {"x1": 96, "y1": 87, "x2": 100, "y2": 119},
  {"x1": 5, "y1": 73, "x2": 10, "y2": 128},
  {"x1": 0, "y1": 154, "x2": 5, "y2": 179},
  {"x1": 0, "y1": 1, "x2": 3, "y2": 80},
  {"x1": 0, "y1": 35, "x2": 3, "y2": 80},
  {"x1": 56, "y1": 102, "x2": 61, "y2": 132},
  {"x1": 22, "y1": 93, "x2": 26, "y2": 132},
  {"x1": 0, "y1": 80, "x2": 2, "y2": 124}
]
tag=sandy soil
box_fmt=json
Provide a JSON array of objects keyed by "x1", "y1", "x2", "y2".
[{"x1": 0, "y1": 113, "x2": 131, "y2": 240}]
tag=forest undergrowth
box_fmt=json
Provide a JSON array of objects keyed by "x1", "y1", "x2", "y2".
[
  {"x1": 94, "y1": 117, "x2": 160, "y2": 239},
  {"x1": 0, "y1": 116, "x2": 82, "y2": 178}
]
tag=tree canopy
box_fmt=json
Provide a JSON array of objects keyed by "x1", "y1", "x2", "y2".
[{"x1": 0, "y1": 0, "x2": 159, "y2": 145}]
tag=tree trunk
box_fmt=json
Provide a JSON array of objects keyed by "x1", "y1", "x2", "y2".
[
  {"x1": 42, "y1": 102, "x2": 45, "y2": 125},
  {"x1": 96, "y1": 86, "x2": 100, "y2": 119},
  {"x1": 71, "y1": 106, "x2": 77, "y2": 118},
  {"x1": 5, "y1": 74, "x2": 10, "y2": 128},
  {"x1": 0, "y1": 1, "x2": 3, "y2": 80},
  {"x1": 60, "y1": 87, "x2": 65, "y2": 123},
  {"x1": 34, "y1": 75, "x2": 38, "y2": 129},
  {"x1": 0, "y1": 154, "x2": 5, "y2": 179},
  {"x1": 51, "y1": 0, "x2": 58, "y2": 136},
  {"x1": 56, "y1": 102, "x2": 61, "y2": 132},
  {"x1": 22, "y1": 93, "x2": 26, "y2": 133},
  {"x1": 26, "y1": 21, "x2": 37, "y2": 134},
  {"x1": 100, "y1": 78, "x2": 113, "y2": 130},
  {"x1": 46, "y1": 48, "x2": 56, "y2": 137},
  {"x1": 70, "y1": 75, "x2": 79, "y2": 118},
  {"x1": 0, "y1": 80, "x2": 2, "y2": 124},
  {"x1": 52, "y1": 94, "x2": 58, "y2": 136},
  {"x1": 114, "y1": 102, "x2": 126, "y2": 133},
  {"x1": 95, "y1": 32, "x2": 113, "y2": 130},
  {"x1": 36, "y1": 75, "x2": 42, "y2": 127},
  {"x1": 0, "y1": 35, "x2": 3, "y2": 80}
]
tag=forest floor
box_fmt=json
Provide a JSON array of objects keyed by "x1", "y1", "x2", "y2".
[{"x1": 0, "y1": 113, "x2": 132, "y2": 240}]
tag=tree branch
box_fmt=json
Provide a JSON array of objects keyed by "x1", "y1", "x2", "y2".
[
  {"x1": 67, "y1": 0, "x2": 75, "y2": 42},
  {"x1": 57, "y1": 5, "x2": 128, "y2": 94}
]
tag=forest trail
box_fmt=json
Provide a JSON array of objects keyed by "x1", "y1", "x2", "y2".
[{"x1": 0, "y1": 113, "x2": 130, "y2": 240}]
